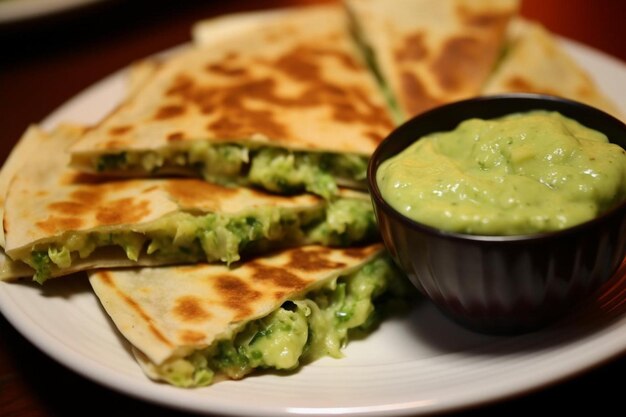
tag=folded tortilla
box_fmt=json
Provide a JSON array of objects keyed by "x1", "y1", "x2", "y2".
[
  {"x1": 482, "y1": 19, "x2": 622, "y2": 119},
  {"x1": 69, "y1": 5, "x2": 395, "y2": 199},
  {"x1": 89, "y1": 243, "x2": 412, "y2": 387},
  {"x1": 2, "y1": 125, "x2": 378, "y2": 283},
  {"x1": 345, "y1": 0, "x2": 519, "y2": 119}
]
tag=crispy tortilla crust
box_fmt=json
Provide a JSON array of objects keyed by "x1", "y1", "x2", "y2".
[
  {"x1": 88, "y1": 243, "x2": 383, "y2": 366},
  {"x1": 482, "y1": 19, "x2": 622, "y2": 119},
  {"x1": 346, "y1": 0, "x2": 519, "y2": 118},
  {"x1": 69, "y1": 5, "x2": 394, "y2": 169}
]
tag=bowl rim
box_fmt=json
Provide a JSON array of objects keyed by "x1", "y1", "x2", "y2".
[{"x1": 367, "y1": 93, "x2": 626, "y2": 243}]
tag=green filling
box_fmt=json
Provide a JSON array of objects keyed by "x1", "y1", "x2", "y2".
[
  {"x1": 157, "y1": 255, "x2": 412, "y2": 387},
  {"x1": 93, "y1": 143, "x2": 369, "y2": 199},
  {"x1": 25, "y1": 198, "x2": 377, "y2": 284}
]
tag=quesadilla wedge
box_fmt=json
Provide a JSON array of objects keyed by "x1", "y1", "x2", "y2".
[
  {"x1": 89, "y1": 243, "x2": 413, "y2": 387},
  {"x1": 482, "y1": 19, "x2": 622, "y2": 119},
  {"x1": 69, "y1": 5, "x2": 395, "y2": 199},
  {"x1": 345, "y1": 0, "x2": 519, "y2": 119},
  {"x1": 0, "y1": 125, "x2": 47, "y2": 279},
  {"x1": 2, "y1": 125, "x2": 378, "y2": 283}
]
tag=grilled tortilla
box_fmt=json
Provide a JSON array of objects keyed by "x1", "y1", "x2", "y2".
[
  {"x1": 2, "y1": 125, "x2": 378, "y2": 283},
  {"x1": 345, "y1": 0, "x2": 519, "y2": 119},
  {"x1": 89, "y1": 243, "x2": 412, "y2": 387},
  {"x1": 482, "y1": 19, "x2": 622, "y2": 119},
  {"x1": 69, "y1": 5, "x2": 394, "y2": 199}
]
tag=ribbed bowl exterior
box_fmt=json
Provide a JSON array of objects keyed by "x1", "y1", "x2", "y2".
[{"x1": 369, "y1": 94, "x2": 626, "y2": 334}]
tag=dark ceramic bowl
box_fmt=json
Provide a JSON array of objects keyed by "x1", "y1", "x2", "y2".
[{"x1": 368, "y1": 94, "x2": 626, "y2": 334}]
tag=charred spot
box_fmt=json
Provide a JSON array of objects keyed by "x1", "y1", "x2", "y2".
[
  {"x1": 97, "y1": 271, "x2": 114, "y2": 286},
  {"x1": 274, "y1": 47, "x2": 322, "y2": 81},
  {"x1": 341, "y1": 245, "x2": 380, "y2": 259},
  {"x1": 70, "y1": 188, "x2": 103, "y2": 204},
  {"x1": 48, "y1": 201, "x2": 89, "y2": 216},
  {"x1": 456, "y1": 5, "x2": 511, "y2": 29},
  {"x1": 399, "y1": 71, "x2": 442, "y2": 116},
  {"x1": 250, "y1": 264, "x2": 308, "y2": 290},
  {"x1": 503, "y1": 76, "x2": 555, "y2": 95},
  {"x1": 154, "y1": 105, "x2": 186, "y2": 120},
  {"x1": 35, "y1": 216, "x2": 83, "y2": 234},
  {"x1": 178, "y1": 330, "x2": 206, "y2": 344},
  {"x1": 395, "y1": 32, "x2": 428, "y2": 62},
  {"x1": 287, "y1": 247, "x2": 347, "y2": 272},
  {"x1": 205, "y1": 62, "x2": 248, "y2": 77},
  {"x1": 431, "y1": 36, "x2": 486, "y2": 92},
  {"x1": 167, "y1": 132, "x2": 185, "y2": 142},
  {"x1": 214, "y1": 274, "x2": 261, "y2": 319},
  {"x1": 165, "y1": 74, "x2": 196, "y2": 97},
  {"x1": 108, "y1": 125, "x2": 133, "y2": 136},
  {"x1": 172, "y1": 296, "x2": 211, "y2": 322},
  {"x1": 164, "y1": 179, "x2": 235, "y2": 207},
  {"x1": 95, "y1": 198, "x2": 150, "y2": 225}
]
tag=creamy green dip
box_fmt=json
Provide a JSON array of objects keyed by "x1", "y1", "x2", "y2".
[{"x1": 377, "y1": 111, "x2": 626, "y2": 235}]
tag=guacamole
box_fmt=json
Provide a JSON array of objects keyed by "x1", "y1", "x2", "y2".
[
  {"x1": 155, "y1": 255, "x2": 411, "y2": 387},
  {"x1": 25, "y1": 198, "x2": 378, "y2": 283},
  {"x1": 377, "y1": 111, "x2": 626, "y2": 235},
  {"x1": 91, "y1": 142, "x2": 369, "y2": 199}
]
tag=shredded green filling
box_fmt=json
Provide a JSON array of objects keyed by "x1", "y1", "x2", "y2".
[
  {"x1": 157, "y1": 255, "x2": 412, "y2": 387},
  {"x1": 93, "y1": 143, "x2": 368, "y2": 199},
  {"x1": 25, "y1": 198, "x2": 377, "y2": 284}
]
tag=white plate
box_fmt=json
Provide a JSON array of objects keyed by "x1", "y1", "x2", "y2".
[
  {"x1": 0, "y1": 0, "x2": 106, "y2": 24},
  {"x1": 1, "y1": 37, "x2": 626, "y2": 417}
]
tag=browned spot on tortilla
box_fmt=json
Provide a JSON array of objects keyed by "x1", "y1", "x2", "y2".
[
  {"x1": 273, "y1": 291, "x2": 286, "y2": 300},
  {"x1": 179, "y1": 330, "x2": 206, "y2": 344},
  {"x1": 365, "y1": 130, "x2": 385, "y2": 144},
  {"x1": 287, "y1": 247, "x2": 347, "y2": 272},
  {"x1": 95, "y1": 198, "x2": 150, "y2": 225},
  {"x1": 431, "y1": 36, "x2": 487, "y2": 92},
  {"x1": 399, "y1": 71, "x2": 442, "y2": 116},
  {"x1": 109, "y1": 125, "x2": 132, "y2": 136},
  {"x1": 164, "y1": 179, "x2": 235, "y2": 207},
  {"x1": 97, "y1": 271, "x2": 173, "y2": 347},
  {"x1": 503, "y1": 77, "x2": 557, "y2": 96},
  {"x1": 104, "y1": 139, "x2": 129, "y2": 150},
  {"x1": 167, "y1": 132, "x2": 185, "y2": 142},
  {"x1": 162, "y1": 45, "x2": 393, "y2": 143},
  {"x1": 3, "y1": 217, "x2": 9, "y2": 235},
  {"x1": 395, "y1": 33, "x2": 428, "y2": 62},
  {"x1": 205, "y1": 62, "x2": 248, "y2": 77},
  {"x1": 342, "y1": 245, "x2": 379, "y2": 259},
  {"x1": 250, "y1": 264, "x2": 308, "y2": 291},
  {"x1": 165, "y1": 74, "x2": 195, "y2": 97},
  {"x1": 214, "y1": 274, "x2": 261, "y2": 320},
  {"x1": 173, "y1": 296, "x2": 211, "y2": 322},
  {"x1": 155, "y1": 105, "x2": 186, "y2": 120},
  {"x1": 70, "y1": 188, "x2": 104, "y2": 204},
  {"x1": 36, "y1": 190, "x2": 48, "y2": 197},
  {"x1": 36, "y1": 216, "x2": 83, "y2": 234},
  {"x1": 48, "y1": 201, "x2": 89, "y2": 216},
  {"x1": 457, "y1": 5, "x2": 512, "y2": 29}
]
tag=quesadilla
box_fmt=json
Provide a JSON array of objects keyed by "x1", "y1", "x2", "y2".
[
  {"x1": 345, "y1": 0, "x2": 519, "y2": 119},
  {"x1": 89, "y1": 243, "x2": 413, "y2": 387},
  {"x1": 482, "y1": 19, "x2": 622, "y2": 119},
  {"x1": 2, "y1": 125, "x2": 378, "y2": 283},
  {"x1": 69, "y1": 5, "x2": 395, "y2": 199}
]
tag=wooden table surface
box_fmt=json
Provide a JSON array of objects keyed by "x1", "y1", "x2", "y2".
[{"x1": 1, "y1": 1, "x2": 625, "y2": 416}]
